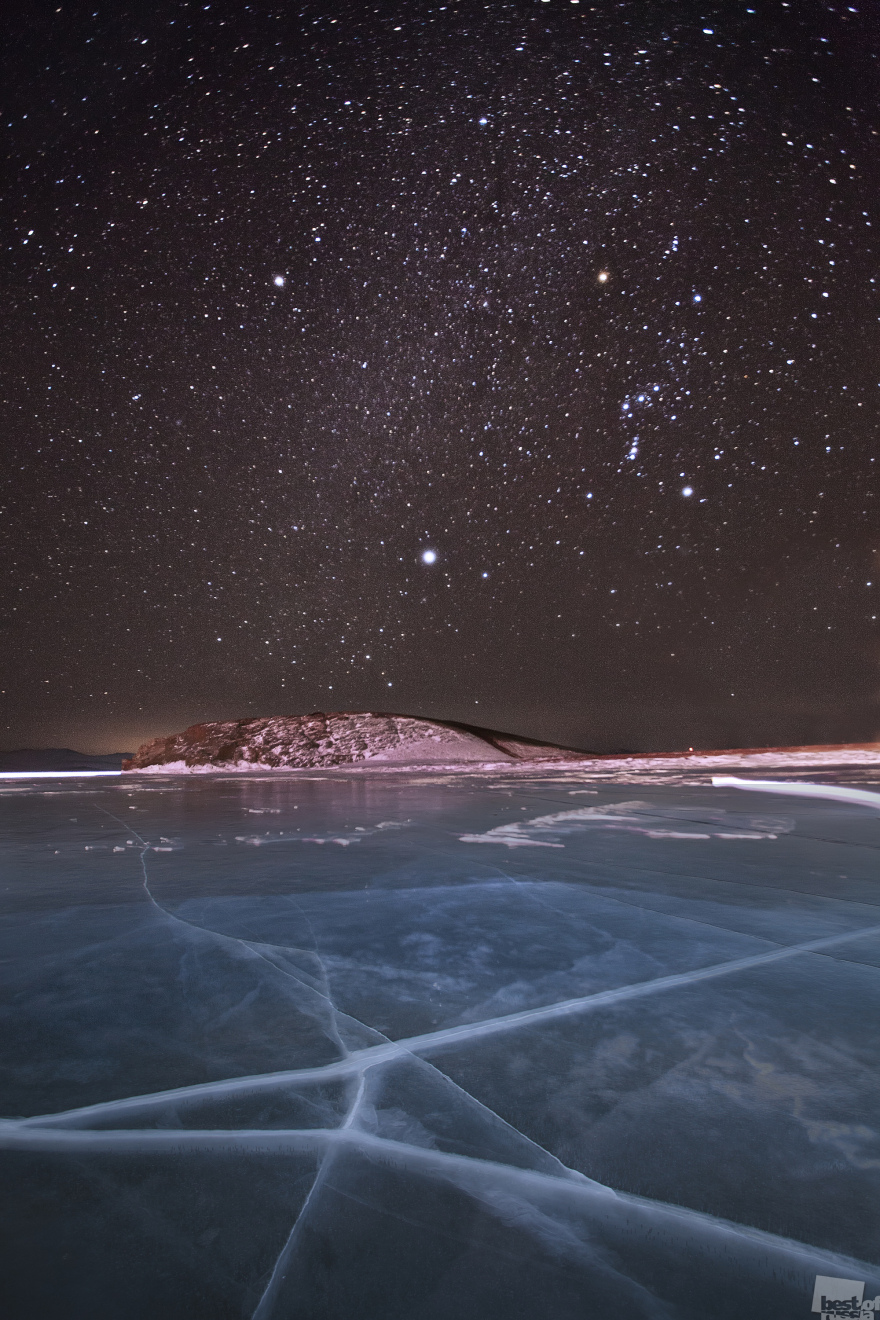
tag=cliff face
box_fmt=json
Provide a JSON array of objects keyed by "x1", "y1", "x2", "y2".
[{"x1": 122, "y1": 711, "x2": 586, "y2": 772}]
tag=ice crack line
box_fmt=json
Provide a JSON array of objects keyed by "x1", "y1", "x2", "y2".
[
  {"x1": 96, "y1": 806, "x2": 352, "y2": 1055},
  {"x1": 17, "y1": 919, "x2": 880, "y2": 1130},
  {"x1": 250, "y1": 1075, "x2": 368, "y2": 1320},
  {"x1": 1, "y1": 1125, "x2": 878, "y2": 1281}
]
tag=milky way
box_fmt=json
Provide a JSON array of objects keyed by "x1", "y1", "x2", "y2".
[{"x1": 2, "y1": 0, "x2": 878, "y2": 753}]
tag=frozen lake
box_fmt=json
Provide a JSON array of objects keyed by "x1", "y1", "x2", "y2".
[{"x1": 2, "y1": 764, "x2": 880, "y2": 1319}]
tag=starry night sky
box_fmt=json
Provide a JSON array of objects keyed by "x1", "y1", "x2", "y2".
[{"x1": 2, "y1": 0, "x2": 878, "y2": 754}]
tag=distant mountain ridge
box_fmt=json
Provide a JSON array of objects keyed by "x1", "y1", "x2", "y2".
[
  {"x1": 0, "y1": 748, "x2": 133, "y2": 772},
  {"x1": 123, "y1": 712, "x2": 589, "y2": 771}
]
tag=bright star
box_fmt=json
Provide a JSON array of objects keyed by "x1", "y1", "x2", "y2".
[
  {"x1": 421, "y1": 550, "x2": 437, "y2": 564},
  {"x1": 273, "y1": 275, "x2": 285, "y2": 287},
  {"x1": 597, "y1": 271, "x2": 610, "y2": 283},
  {"x1": 682, "y1": 486, "x2": 693, "y2": 497}
]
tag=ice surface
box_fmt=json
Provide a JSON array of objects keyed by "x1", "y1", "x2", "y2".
[{"x1": 2, "y1": 765, "x2": 880, "y2": 1317}]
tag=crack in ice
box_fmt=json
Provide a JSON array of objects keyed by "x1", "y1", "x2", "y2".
[
  {"x1": 15, "y1": 918, "x2": 880, "y2": 1131},
  {"x1": 1, "y1": 1124, "x2": 878, "y2": 1283},
  {"x1": 96, "y1": 805, "x2": 355, "y2": 1058},
  {"x1": 248, "y1": 1075, "x2": 368, "y2": 1320},
  {"x1": 9, "y1": 779, "x2": 880, "y2": 1309}
]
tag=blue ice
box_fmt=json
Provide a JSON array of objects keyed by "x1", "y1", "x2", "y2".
[{"x1": 2, "y1": 768, "x2": 880, "y2": 1317}]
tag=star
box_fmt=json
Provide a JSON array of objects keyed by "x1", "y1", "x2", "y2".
[{"x1": 4, "y1": 0, "x2": 873, "y2": 758}]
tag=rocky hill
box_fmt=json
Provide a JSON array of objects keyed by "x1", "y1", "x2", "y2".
[{"x1": 122, "y1": 711, "x2": 588, "y2": 772}]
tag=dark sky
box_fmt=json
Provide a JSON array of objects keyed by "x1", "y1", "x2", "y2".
[{"x1": 2, "y1": 0, "x2": 878, "y2": 754}]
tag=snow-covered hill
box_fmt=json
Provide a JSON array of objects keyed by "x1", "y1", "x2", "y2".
[
  {"x1": 122, "y1": 711, "x2": 586, "y2": 772},
  {"x1": 121, "y1": 714, "x2": 880, "y2": 777}
]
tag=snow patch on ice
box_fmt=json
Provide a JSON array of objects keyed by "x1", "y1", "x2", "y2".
[{"x1": 460, "y1": 800, "x2": 788, "y2": 848}]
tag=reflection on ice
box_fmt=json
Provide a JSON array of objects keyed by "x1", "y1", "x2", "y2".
[{"x1": 2, "y1": 768, "x2": 880, "y2": 1317}]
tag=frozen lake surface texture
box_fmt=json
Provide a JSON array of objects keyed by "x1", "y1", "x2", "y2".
[{"x1": 3, "y1": 759, "x2": 880, "y2": 1318}]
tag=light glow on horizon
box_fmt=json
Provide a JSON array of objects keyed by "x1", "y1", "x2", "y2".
[{"x1": 0, "y1": 771, "x2": 123, "y2": 780}]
